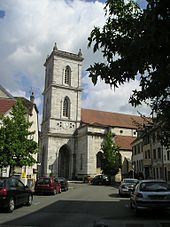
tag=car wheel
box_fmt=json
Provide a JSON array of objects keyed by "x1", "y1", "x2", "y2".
[
  {"x1": 26, "y1": 194, "x2": 33, "y2": 206},
  {"x1": 130, "y1": 200, "x2": 134, "y2": 209},
  {"x1": 7, "y1": 197, "x2": 15, "y2": 213},
  {"x1": 134, "y1": 205, "x2": 140, "y2": 216}
]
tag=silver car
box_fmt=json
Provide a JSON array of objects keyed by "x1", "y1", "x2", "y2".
[
  {"x1": 119, "y1": 178, "x2": 139, "y2": 196},
  {"x1": 130, "y1": 180, "x2": 170, "y2": 214}
]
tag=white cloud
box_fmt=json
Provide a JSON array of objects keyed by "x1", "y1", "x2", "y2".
[
  {"x1": 82, "y1": 74, "x2": 151, "y2": 116},
  {"x1": 0, "y1": 0, "x2": 150, "y2": 122}
]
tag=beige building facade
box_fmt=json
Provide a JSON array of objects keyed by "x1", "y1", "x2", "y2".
[
  {"x1": 0, "y1": 85, "x2": 39, "y2": 187},
  {"x1": 132, "y1": 125, "x2": 170, "y2": 182}
]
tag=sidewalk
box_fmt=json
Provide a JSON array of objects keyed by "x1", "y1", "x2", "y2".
[{"x1": 93, "y1": 220, "x2": 170, "y2": 227}]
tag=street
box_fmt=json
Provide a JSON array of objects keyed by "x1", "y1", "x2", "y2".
[{"x1": 0, "y1": 183, "x2": 170, "y2": 227}]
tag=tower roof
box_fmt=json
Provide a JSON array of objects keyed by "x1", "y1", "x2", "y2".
[{"x1": 44, "y1": 44, "x2": 84, "y2": 66}]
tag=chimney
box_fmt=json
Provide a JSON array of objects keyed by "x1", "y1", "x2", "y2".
[{"x1": 30, "y1": 92, "x2": 35, "y2": 103}]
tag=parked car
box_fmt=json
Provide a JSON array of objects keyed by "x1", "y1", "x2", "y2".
[
  {"x1": 34, "y1": 177, "x2": 61, "y2": 195},
  {"x1": 91, "y1": 174, "x2": 110, "y2": 185},
  {"x1": 0, "y1": 177, "x2": 33, "y2": 213},
  {"x1": 55, "y1": 177, "x2": 69, "y2": 191},
  {"x1": 119, "y1": 178, "x2": 139, "y2": 196},
  {"x1": 130, "y1": 179, "x2": 170, "y2": 214}
]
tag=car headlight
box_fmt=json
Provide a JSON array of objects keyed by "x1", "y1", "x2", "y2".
[{"x1": 135, "y1": 192, "x2": 143, "y2": 198}]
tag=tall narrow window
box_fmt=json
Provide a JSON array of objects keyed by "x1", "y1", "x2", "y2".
[
  {"x1": 63, "y1": 96, "x2": 70, "y2": 118},
  {"x1": 65, "y1": 65, "x2": 71, "y2": 85},
  {"x1": 96, "y1": 152, "x2": 103, "y2": 168}
]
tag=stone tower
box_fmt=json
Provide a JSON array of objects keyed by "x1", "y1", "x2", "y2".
[{"x1": 41, "y1": 43, "x2": 83, "y2": 179}]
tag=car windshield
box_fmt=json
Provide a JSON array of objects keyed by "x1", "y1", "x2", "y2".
[
  {"x1": 37, "y1": 178, "x2": 50, "y2": 184},
  {"x1": 123, "y1": 179, "x2": 138, "y2": 184},
  {"x1": 140, "y1": 182, "x2": 170, "y2": 192}
]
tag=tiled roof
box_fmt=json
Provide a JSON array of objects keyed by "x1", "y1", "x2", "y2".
[
  {"x1": 0, "y1": 98, "x2": 16, "y2": 114},
  {"x1": 81, "y1": 108, "x2": 146, "y2": 129},
  {"x1": 18, "y1": 97, "x2": 38, "y2": 115},
  {"x1": 115, "y1": 135, "x2": 136, "y2": 150},
  {"x1": 0, "y1": 97, "x2": 38, "y2": 116}
]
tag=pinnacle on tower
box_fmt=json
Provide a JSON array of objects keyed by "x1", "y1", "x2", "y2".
[
  {"x1": 53, "y1": 42, "x2": 58, "y2": 51},
  {"x1": 78, "y1": 49, "x2": 82, "y2": 57}
]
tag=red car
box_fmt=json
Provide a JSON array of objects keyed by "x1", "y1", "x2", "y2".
[{"x1": 34, "y1": 177, "x2": 61, "y2": 195}]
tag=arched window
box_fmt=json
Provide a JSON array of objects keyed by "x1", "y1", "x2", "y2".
[
  {"x1": 63, "y1": 96, "x2": 70, "y2": 118},
  {"x1": 96, "y1": 152, "x2": 103, "y2": 168},
  {"x1": 65, "y1": 65, "x2": 71, "y2": 85}
]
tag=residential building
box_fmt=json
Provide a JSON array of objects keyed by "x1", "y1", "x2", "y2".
[
  {"x1": 132, "y1": 124, "x2": 170, "y2": 182},
  {"x1": 0, "y1": 84, "x2": 39, "y2": 187}
]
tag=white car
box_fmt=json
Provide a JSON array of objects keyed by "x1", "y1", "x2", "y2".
[
  {"x1": 130, "y1": 179, "x2": 170, "y2": 214},
  {"x1": 119, "y1": 178, "x2": 139, "y2": 196}
]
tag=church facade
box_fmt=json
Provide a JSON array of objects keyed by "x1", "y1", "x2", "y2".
[{"x1": 40, "y1": 44, "x2": 144, "y2": 181}]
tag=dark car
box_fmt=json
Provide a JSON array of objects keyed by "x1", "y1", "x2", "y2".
[
  {"x1": 119, "y1": 178, "x2": 139, "y2": 196},
  {"x1": 34, "y1": 177, "x2": 61, "y2": 195},
  {"x1": 55, "y1": 177, "x2": 69, "y2": 191},
  {"x1": 0, "y1": 177, "x2": 33, "y2": 213},
  {"x1": 91, "y1": 174, "x2": 110, "y2": 185},
  {"x1": 130, "y1": 180, "x2": 170, "y2": 214}
]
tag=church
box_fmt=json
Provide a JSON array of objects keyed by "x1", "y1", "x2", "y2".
[{"x1": 40, "y1": 44, "x2": 145, "y2": 181}]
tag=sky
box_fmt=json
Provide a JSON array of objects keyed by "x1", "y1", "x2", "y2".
[{"x1": 0, "y1": 0, "x2": 149, "y2": 126}]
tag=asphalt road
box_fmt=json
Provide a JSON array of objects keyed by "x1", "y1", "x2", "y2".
[{"x1": 0, "y1": 183, "x2": 170, "y2": 227}]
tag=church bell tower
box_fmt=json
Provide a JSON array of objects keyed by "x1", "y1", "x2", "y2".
[{"x1": 41, "y1": 43, "x2": 83, "y2": 178}]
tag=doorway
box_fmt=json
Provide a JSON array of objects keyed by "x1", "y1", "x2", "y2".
[{"x1": 58, "y1": 145, "x2": 70, "y2": 179}]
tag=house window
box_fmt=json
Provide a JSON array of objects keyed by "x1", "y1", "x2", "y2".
[
  {"x1": 80, "y1": 154, "x2": 83, "y2": 170},
  {"x1": 63, "y1": 96, "x2": 70, "y2": 118},
  {"x1": 152, "y1": 132, "x2": 156, "y2": 143},
  {"x1": 167, "y1": 150, "x2": 170, "y2": 160},
  {"x1": 153, "y1": 149, "x2": 156, "y2": 159},
  {"x1": 158, "y1": 147, "x2": 162, "y2": 159},
  {"x1": 148, "y1": 150, "x2": 150, "y2": 159},
  {"x1": 65, "y1": 65, "x2": 71, "y2": 85}
]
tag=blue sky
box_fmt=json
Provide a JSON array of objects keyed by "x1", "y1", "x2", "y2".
[
  {"x1": 0, "y1": 10, "x2": 5, "y2": 18},
  {"x1": 0, "y1": 0, "x2": 149, "y2": 124}
]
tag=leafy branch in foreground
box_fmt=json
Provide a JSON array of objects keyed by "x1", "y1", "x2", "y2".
[{"x1": 87, "y1": 0, "x2": 170, "y2": 147}]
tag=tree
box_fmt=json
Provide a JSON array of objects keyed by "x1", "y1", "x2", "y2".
[
  {"x1": 87, "y1": 0, "x2": 170, "y2": 147},
  {"x1": 0, "y1": 98, "x2": 38, "y2": 176},
  {"x1": 101, "y1": 130, "x2": 121, "y2": 177}
]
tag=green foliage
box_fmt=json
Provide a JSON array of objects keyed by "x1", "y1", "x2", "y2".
[
  {"x1": 0, "y1": 98, "x2": 38, "y2": 175},
  {"x1": 87, "y1": 0, "x2": 170, "y2": 147},
  {"x1": 101, "y1": 130, "x2": 121, "y2": 177}
]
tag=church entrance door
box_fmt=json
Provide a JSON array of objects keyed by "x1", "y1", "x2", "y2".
[{"x1": 58, "y1": 145, "x2": 70, "y2": 179}]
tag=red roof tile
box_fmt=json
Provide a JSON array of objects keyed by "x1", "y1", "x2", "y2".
[
  {"x1": 0, "y1": 99, "x2": 16, "y2": 115},
  {"x1": 81, "y1": 108, "x2": 146, "y2": 129},
  {"x1": 115, "y1": 135, "x2": 135, "y2": 150}
]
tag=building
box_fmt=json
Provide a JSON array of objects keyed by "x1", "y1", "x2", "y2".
[
  {"x1": 40, "y1": 44, "x2": 147, "y2": 181},
  {"x1": 132, "y1": 124, "x2": 170, "y2": 182},
  {"x1": 0, "y1": 84, "x2": 39, "y2": 187}
]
